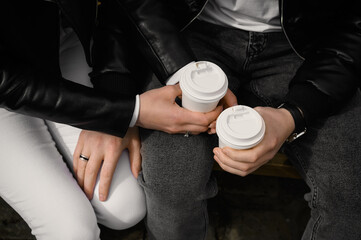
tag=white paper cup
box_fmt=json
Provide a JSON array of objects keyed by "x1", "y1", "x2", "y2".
[
  {"x1": 180, "y1": 61, "x2": 228, "y2": 112},
  {"x1": 216, "y1": 105, "x2": 265, "y2": 149}
]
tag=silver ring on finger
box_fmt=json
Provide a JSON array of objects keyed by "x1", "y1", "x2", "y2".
[
  {"x1": 79, "y1": 154, "x2": 89, "y2": 161},
  {"x1": 184, "y1": 131, "x2": 190, "y2": 138}
]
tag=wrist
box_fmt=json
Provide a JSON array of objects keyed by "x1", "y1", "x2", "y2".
[
  {"x1": 277, "y1": 108, "x2": 295, "y2": 135},
  {"x1": 278, "y1": 102, "x2": 307, "y2": 142}
]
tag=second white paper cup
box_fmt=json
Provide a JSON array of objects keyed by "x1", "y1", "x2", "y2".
[
  {"x1": 180, "y1": 61, "x2": 228, "y2": 112},
  {"x1": 216, "y1": 105, "x2": 265, "y2": 149}
]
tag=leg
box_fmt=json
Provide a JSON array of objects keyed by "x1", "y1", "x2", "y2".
[
  {"x1": 285, "y1": 93, "x2": 361, "y2": 240},
  {"x1": 53, "y1": 26, "x2": 146, "y2": 230},
  {"x1": 0, "y1": 21, "x2": 106, "y2": 240},
  {"x1": 139, "y1": 118, "x2": 218, "y2": 240},
  {"x1": 0, "y1": 109, "x2": 100, "y2": 240},
  {"x1": 47, "y1": 122, "x2": 146, "y2": 230},
  {"x1": 240, "y1": 31, "x2": 361, "y2": 240},
  {"x1": 138, "y1": 61, "x2": 218, "y2": 238}
]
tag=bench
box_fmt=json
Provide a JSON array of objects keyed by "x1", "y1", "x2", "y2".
[{"x1": 214, "y1": 153, "x2": 301, "y2": 179}]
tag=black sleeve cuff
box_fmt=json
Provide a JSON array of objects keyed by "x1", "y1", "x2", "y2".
[
  {"x1": 285, "y1": 82, "x2": 333, "y2": 127},
  {"x1": 279, "y1": 102, "x2": 307, "y2": 134}
]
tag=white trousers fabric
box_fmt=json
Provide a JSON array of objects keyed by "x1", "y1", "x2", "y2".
[{"x1": 0, "y1": 27, "x2": 146, "y2": 240}]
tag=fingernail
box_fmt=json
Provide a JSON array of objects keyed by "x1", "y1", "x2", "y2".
[
  {"x1": 213, "y1": 148, "x2": 219, "y2": 155},
  {"x1": 99, "y1": 194, "x2": 105, "y2": 202}
]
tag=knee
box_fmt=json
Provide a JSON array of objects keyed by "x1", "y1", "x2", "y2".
[
  {"x1": 92, "y1": 184, "x2": 146, "y2": 230},
  {"x1": 141, "y1": 147, "x2": 215, "y2": 204},
  {"x1": 98, "y1": 199, "x2": 146, "y2": 230},
  {"x1": 140, "y1": 171, "x2": 217, "y2": 208}
]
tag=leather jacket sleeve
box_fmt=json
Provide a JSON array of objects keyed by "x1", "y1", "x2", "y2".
[
  {"x1": 285, "y1": 3, "x2": 361, "y2": 125},
  {"x1": 114, "y1": 0, "x2": 196, "y2": 84},
  {"x1": 90, "y1": 0, "x2": 138, "y2": 97},
  {"x1": 0, "y1": 46, "x2": 135, "y2": 138}
]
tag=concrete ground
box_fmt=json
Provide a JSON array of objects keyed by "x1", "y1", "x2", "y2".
[{"x1": 0, "y1": 172, "x2": 310, "y2": 240}]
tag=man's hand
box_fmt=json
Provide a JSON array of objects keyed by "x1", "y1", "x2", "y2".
[
  {"x1": 73, "y1": 127, "x2": 141, "y2": 201},
  {"x1": 208, "y1": 88, "x2": 238, "y2": 134},
  {"x1": 137, "y1": 84, "x2": 223, "y2": 135},
  {"x1": 213, "y1": 107, "x2": 295, "y2": 176}
]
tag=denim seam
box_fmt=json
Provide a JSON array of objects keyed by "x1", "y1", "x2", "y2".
[
  {"x1": 248, "y1": 33, "x2": 268, "y2": 60},
  {"x1": 202, "y1": 200, "x2": 209, "y2": 240},
  {"x1": 290, "y1": 144, "x2": 323, "y2": 239},
  {"x1": 245, "y1": 32, "x2": 273, "y2": 106},
  {"x1": 243, "y1": 32, "x2": 252, "y2": 71},
  {"x1": 291, "y1": 144, "x2": 318, "y2": 209},
  {"x1": 311, "y1": 215, "x2": 322, "y2": 240}
]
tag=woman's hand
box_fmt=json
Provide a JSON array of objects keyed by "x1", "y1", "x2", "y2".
[
  {"x1": 213, "y1": 107, "x2": 295, "y2": 176},
  {"x1": 137, "y1": 84, "x2": 223, "y2": 135},
  {"x1": 73, "y1": 127, "x2": 141, "y2": 201}
]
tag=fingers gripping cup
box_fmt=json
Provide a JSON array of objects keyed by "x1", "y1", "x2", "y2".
[
  {"x1": 180, "y1": 61, "x2": 228, "y2": 112},
  {"x1": 216, "y1": 105, "x2": 266, "y2": 149}
]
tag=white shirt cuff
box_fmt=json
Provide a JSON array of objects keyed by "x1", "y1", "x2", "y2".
[
  {"x1": 166, "y1": 61, "x2": 195, "y2": 85},
  {"x1": 129, "y1": 94, "x2": 140, "y2": 127}
]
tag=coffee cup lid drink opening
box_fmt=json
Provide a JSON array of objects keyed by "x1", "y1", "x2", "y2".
[
  {"x1": 180, "y1": 61, "x2": 228, "y2": 102},
  {"x1": 180, "y1": 61, "x2": 228, "y2": 112},
  {"x1": 216, "y1": 105, "x2": 265, "y2": 149}
]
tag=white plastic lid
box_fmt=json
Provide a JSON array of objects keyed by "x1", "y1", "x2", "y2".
[
  {"x1": 180, "y1": 61, "x2": 228, "y2": 102},
  {"x1": 216, "y1": 105, "x2": 265, "y2": 149}
]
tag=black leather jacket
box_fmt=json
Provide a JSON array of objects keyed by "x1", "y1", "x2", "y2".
[
  {"x1": 0, "y1": 0, "x2": 136, "y2": 137},
  {"x1": 116, "y1": 0, "x2": 361, "y2": 126}
]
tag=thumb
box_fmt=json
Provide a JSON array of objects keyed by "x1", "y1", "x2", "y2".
[
  {"x1": 167, "y1": 84, "x2": 182, "y2": 99},
  {"x1": 222, "y1": 89, "x2": 238, "y2": 108}
]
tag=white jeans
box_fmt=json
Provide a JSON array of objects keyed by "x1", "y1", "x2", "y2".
[{"x1": 0, "y1": 27, "x2": 146, "y2": 240}]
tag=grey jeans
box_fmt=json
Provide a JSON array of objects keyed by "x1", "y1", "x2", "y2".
[{"x1": 138, "y1": 19, "x2": 361, "y2": 240}]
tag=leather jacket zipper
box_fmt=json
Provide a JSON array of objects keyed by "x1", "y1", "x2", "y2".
[
  {"x1": 280, "y1": 0, "x2": 305, "y2": 60},
  {"x1": 180, "y1": 0, "x2": 209, "y2": 32}
]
